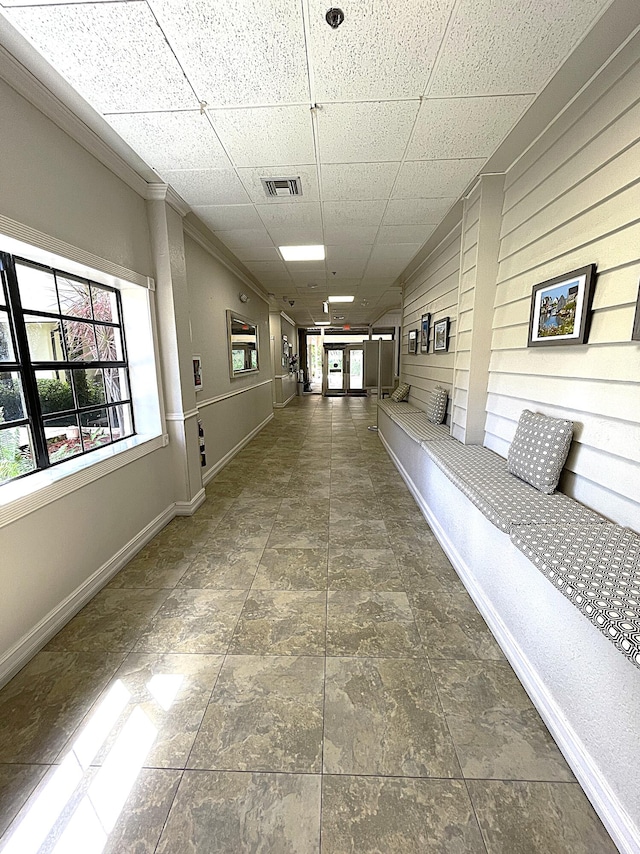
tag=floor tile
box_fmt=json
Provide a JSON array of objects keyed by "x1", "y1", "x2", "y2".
[
  {"x1": 178, "y1": 548, "x2": 262, "y2": 589},
  {"x1": 328, "y1": 548, "x2": 403, "y2": 591},
  {"x1": 108, "y1": 547, "x2": 191, "y2": 589},
  {"x1": 0, "y1": 651, "x2": 123, "y2": 764},
  {"x1": 329, "y1": 496, "x2": 383, "y2": 522},
  {"x1": 213, "y1": 518, "x2": 274, "y2": 549},
  {"x1": 1, "y1": 764, "x2": 180, "y2": 854},
  {"x1": 323, "y1": 657, "x2": 460, "y2": 777},
  {"x1": 329, "y1": 520, "x2": 390, "y2": 549},
  {"x1": 45, "y1": 588, "x2": 170, "y2": 653},
  {"x1": 412, "y1": 590, "x2": 504, "y2": 660},
  {"x1": 0, "y1": 764, "x2": 49, "y2": 837},
  {"x1": 321, "y1": 775, "x2": 486, "y2": 853},
  {"x1": 326, "y1": 592, "x2": 423, "y2": 658},
  {"x1": 467, "y1": 780, "x2": 618, "y2": 853},
  {"x1": 134, "y1": 589, "x2": 247, "y2": 654},
  {"x1": 266, "y1": 520, "x2": 329, "y2": 549},
  {"x1": 252, "y1": 548, "x2": 328, "y2": 590},
  {"x1": 60, "y1": 653, "x2": 224, "y2": 769},
  {"x1": 431, "y1": 660, "x2": 574, "y2": 781},
  {"x1": 188, "y1": 655, "x2": 324, "y2": 773},
  {"x1": 156, "y1": 770, "x2": 321, "y2": 853},
  {"x1": 229, "y1": 591, "x2": 326, "y2": 655}
]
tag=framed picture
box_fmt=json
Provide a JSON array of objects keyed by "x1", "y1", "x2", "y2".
[
  {"x1": 282, "y1": 335, "x2": 288, "y2": 356},
  {"x1": 420, "y1": 313, "x2": 431, "y2": 353},
  {"x1": 527, "y1": 264, "x2": 597, "y2": 347},
  {"x1": 632, "y1": 280, "x2": 640, "y2": 342},
  {"x1": 192, "y1": 355, "x2": 202, "y2": 390},
  {"x1": 408, "y1": 329, "x2": 418, "y2": 354},
  {"x1": 433, "y1": 317, "x2": 450, "y2": 353}
]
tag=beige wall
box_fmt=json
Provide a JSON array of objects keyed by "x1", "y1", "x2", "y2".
[{"x1": 185, "y1": 235, "x2": 273, "y2": 475}]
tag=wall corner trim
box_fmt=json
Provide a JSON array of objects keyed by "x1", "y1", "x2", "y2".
[{"x1": 145, "y1": 183, "x2": 191, "y2": 218}]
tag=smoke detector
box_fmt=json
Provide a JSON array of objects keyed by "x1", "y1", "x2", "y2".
[{"x1": 261, "y1": 177, "x2": 302, "y2": 198}]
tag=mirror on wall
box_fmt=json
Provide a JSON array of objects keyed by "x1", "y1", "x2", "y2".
[{"x1": 227, "y1": 310, "x2": 259, "y2": 378}]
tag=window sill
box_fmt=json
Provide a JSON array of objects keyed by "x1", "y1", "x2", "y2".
[{"x1": 0, "y1": 432, "x2": 168, "y2": 529}]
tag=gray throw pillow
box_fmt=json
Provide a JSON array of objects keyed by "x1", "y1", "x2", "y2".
[
  {"x1": 390, "y1": 382, "x2": 411, "y2": 402},
  {"x1": 426, "y1": 386, "x2": 448, "y2": 424},
  {"x1": 507, "y1": 409, "x2": 574, "y2": 494}
]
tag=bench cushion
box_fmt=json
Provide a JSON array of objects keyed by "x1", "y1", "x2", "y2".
[
  {"x1": 511, "y1": 523, "x2": 640, "y2": 668},
  {"x1": 378, "y1": 400, "x2": 452, "y2": 443},
  {"x1": 422, "y1": 441, "x2": 605, "y2": 533},
  {"x1": 507, "y1": 409, "x2": 573, "y2": 494}
]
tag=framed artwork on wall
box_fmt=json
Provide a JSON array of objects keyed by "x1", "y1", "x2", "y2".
[
  {"x1": 420, "y1": 313, "x2": 431, "y2": 353},
  {"x1": 433, "y1": 317, "x2": 450, "y2": 353},
  {"x1": 408, "y1": 329, "x2": 418, "y2": 354},
  {"x1": 527, "y1": 264, "x2": 597, "y2": 347},
  {"x1": 632, "y1": 280, "x2": 640, "y2": 342},
  {"x1": 192, "y1": 355, "x2": 202, "y2": 390}
]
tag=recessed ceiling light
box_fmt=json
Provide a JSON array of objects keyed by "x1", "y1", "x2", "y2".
[
  {"x1": 315, "y1": 321, "x2": 330, "y2": 325},
  {"x1": 279, "y1": 245, "x2": 325, "y2": 261},
  {"x1": 327, "y1": 295, "x2": 354, "y2": 303}
]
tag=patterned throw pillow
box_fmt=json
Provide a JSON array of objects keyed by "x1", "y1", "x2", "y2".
[
  {"x1": 426, "y1": 386, "x2": 448, "y2": 424},
  {"x1": 507, "y1": 409, "x2": 574, "y2": 494},
  {"x1": 390, "y1": 382, "x2": 411, "y2": 402}
]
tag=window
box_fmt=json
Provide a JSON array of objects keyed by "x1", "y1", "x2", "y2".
[{"x1": 0, "y1": 253, "x2": 135, "y2": 485}]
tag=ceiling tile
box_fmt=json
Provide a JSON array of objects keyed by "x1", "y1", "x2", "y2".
[
  {"x1": 211, "y1": 106, "x2": 315, "y2": 167},
  {"x1": 323, "y1": 201, "x2": 386, "y2": 229},
  {"x1": 244, "y1": 261, "x2": 288, "y2": 274},
  {"x1": 8, "y1": 3, "x2": 195, "y2": 112},
  {"x1": 365, "y1": 258, "x2": 413, "y2": 278},
  {"x1": 393, "y1": 160, "x2": 484, "y2": 199},
  {"x1": 105, "y1": 111, "x2": 230, "y2": 172},
  {"x1": 326, "y1": 261, "x2": 367, "y2": 278},
  {"x1": 429, "y1": 0, "x2": 610, "y2": 97},
  {"x1": 383, "y1": 198, "x2": 456, "y2": 225},
  {"x1": 268, "y1": 227, "x2": 324, "y2": 246},
  {"x1": 148, "y1": 0, "x2": 308, "y2": 106},
  {"x1": 285, "y1": 261, "x2": 327, "y2": 274},
  {"x1": 237, "y1": 165, "x2": 319, "y2": 204},
  {"x1": 214, "y1": 228, "x2": 275, "y2": 249},
  {"x1": 377, "y1": 225, "x2": 431, "y2": 244},
  {"x1": 233, "y1": 246, "x2": 283, "y2": 263},
  {"x1": 320, "y1": 163, "x2": 400, "y2": 201},
  {"x1": 408, "y1": 96, "x2": 533, "y2": 159},
  {"x1": 325, "y1": 278, "x2": 363, "y2": 291},
  {"x1": 256, "y1": 202, "x2": 322, "y2": 230},
  {"x1": 326, "y1": 245, "x2": 373, "y2": 263},
  {"x1": 192, "y1": 205, "x2": 263, "y2": 231},
  {"x1": 307, "y1": 0, "x2": 455, "y2": 101},
  {"x1": 323, "y1": 226, "x2": 380, "y2": 245},
  {"x1": 290, "y1": 271, "x2": 327, "y2": 285},
  {"x1": 317, "y1": 102, "x2": 419, "y2": 163},
  {"x1": 369, "y1": 244, "x2": 422, "y2": 262},
  {"x1": 163, "y1": 169, "x2": 249, "y2": 206}
]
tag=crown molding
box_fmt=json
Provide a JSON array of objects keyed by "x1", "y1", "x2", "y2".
[
  {"x1": 145, "y1": 183, "x2": 191, "y2": 218},
  {"x1": 280, "y1": 310, "x2": 296, "y2": 326},
  {"x1": 182, "y1": 220, "x2": 270, "y2": 305}
]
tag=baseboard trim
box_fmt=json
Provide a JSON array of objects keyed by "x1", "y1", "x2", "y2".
[
  {"x1": 174, "y1": 488, "x2": 206, "y2": 516},
  {"x1": 273, "y1": 391, "x2": 296, "y2": 409},
  {"x1": 203, "y1": 412, "x2": 274, "y2": 486},
  {"x1": 0, "y1": 503, "x2": 175, "y2": 690},
  {"x1": 379, "y1": 430, "x2": 640, "y2": 854}
]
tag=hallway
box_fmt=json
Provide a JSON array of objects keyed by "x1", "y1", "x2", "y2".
[{"x1": 0, "y1": 396, "x2": 616, "y2": 853}]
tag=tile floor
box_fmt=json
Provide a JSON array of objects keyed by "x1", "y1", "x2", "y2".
[{"x1": 0, "y1": 396, "x2": 618, "y2": 853}]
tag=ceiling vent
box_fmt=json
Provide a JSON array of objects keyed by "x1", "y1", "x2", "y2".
[{"x1": 261, "y1": 177, "x2": 302, "y2": 197}]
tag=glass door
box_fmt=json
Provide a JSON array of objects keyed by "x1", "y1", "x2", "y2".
[
  {"x1": 347, "y1": 347, "x2": 364, "y2": 391},
  {"x1": 325, "y1": 347, "x2": 345, "y2": 394}
]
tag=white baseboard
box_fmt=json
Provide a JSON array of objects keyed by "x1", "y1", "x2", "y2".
[
  {"x1": 174, "y1": 487, "x2": 206, "y2": 516},
  {"x1": 0, "y1": 503, "x2": 175, "y2": 690},
  {"x1": 203, "y1": 412, "x2": 273, "y2": 486},
  {"x1": 273, "y1": 391, "x2": 296, "y2": 409},
  {"x1": 380, "y1": 430, "x2": 640, "y2": 854}
]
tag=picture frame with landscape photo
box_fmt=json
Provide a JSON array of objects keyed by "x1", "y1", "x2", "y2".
[
  {"x1": 433, "y1": 317, "x2": 450, "y2": 353},
  {"x1": 527, "y1": 264, "x2": 597, "y2": 347},
  {"x1": 420, "y1": 313, "x2": 431, "y2": 353},
  {"x1": 408, "y1": 329, "x2": 418, "y2": 354},
  {"x1": 632, "y1": 279, "x2": 640, "y2": 342}
]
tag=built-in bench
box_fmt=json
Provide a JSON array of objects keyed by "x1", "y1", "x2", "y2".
[{"x1": 377, "y1": 395, "x2": 640, "y2": 850}]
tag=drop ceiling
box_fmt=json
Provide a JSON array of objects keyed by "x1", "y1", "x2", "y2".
[{"x1": 0, "y1": 0, "x2": 615, "y2": 326}]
